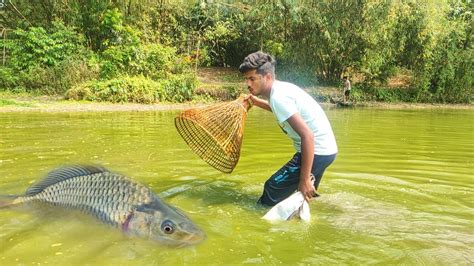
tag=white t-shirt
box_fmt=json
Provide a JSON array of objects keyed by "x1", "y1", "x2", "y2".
[
  {"x1": 344, "y1": 79, "x2": 351, "y2": 91},
  {"x1": 269, "y1": 80, "x2": 338, "y2": 155}
]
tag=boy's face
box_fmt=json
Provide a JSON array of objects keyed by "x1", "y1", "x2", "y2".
[{"x1": 243, "y1": 69, "x2": 270, "y2": 96}]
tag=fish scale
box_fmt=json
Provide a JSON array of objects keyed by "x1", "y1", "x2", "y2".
[{"x1": 14, "y1": 170, "x2": 153, "y2": 227}]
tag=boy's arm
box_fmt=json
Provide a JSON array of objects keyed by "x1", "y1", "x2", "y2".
[{"x1": 286, "y1": 113, "x2": 315, "y2": 202}]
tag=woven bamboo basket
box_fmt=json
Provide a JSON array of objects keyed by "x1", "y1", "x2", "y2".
[{"x1": 175, "y1": 96, "x2": 251, "y2": 173}]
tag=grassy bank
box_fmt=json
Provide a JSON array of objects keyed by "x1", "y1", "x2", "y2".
[
  {"x1": 1, "y1": 67, "x2": 472, "y2": 112},
  {"x1": 1, "y1": 91, "x2": 472, "y2": 113},
  {"x1": 0, "y1": 91, "x2": 209, "y2": 112}
]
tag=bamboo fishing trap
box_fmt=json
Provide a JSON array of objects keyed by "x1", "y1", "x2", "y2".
[{"x1": 175, "y1": 96, "x2": 252, "y2": 173}]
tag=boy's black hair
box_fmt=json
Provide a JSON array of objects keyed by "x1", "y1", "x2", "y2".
[{"x1": 239, "y1": 51, "x2": 276, "y2": 77}]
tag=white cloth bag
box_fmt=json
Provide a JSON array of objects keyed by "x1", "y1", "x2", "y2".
[{"x1": 262, "y1": 191, "x2": 310, "y2": 222}]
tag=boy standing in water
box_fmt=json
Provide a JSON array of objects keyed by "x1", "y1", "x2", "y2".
[{"x1": 239, "y1": 51, "x2": 338, "y2": 206}]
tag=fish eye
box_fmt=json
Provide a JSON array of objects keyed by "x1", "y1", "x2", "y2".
[{"x1": 161, "y1": 220, "x2": 175, "y2": 234}]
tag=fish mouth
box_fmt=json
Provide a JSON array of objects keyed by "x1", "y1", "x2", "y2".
[
  {"x1": 159, "y1": 229, "x2": 206, "y2": 248},
  {"x1": 175, "y1": 231, "x2": 206, "y2": 248},
  {"x1": 185, "y1": 231, "x2": 206, "y2": 244}
]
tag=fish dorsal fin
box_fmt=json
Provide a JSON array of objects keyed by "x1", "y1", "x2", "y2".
[{"x1": 25, "y1": 165, "x2": 109, "y2": 196}]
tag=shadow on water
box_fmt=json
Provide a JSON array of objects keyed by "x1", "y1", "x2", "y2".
[
  {"x1": 160, "y1": 178, "x2": 265, "y2": 213},
  {"x1": 1, "y1": 201, "x2": 113, "y2": 236},
  {"x1": 0, "y1": 200, "x2": 188, "y2": 264}
]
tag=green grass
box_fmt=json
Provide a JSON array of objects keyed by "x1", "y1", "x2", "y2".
[
  {"x1": 219, "y1": 72, "x2": 242, "y2": 83},
  {"x1": 0, "y1": 98, "x2": 35, "y2": 107}
]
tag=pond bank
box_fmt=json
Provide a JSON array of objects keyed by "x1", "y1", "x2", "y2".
[
  {"x1": 0, "y1": 92, "x2": 472, "y2": 112},
  {"x1": 0, "y1": 93, "x2": 206, "y2": 112}
]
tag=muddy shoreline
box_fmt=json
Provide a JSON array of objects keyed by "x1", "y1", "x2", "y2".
[
  {"x1": 0, "y1": 94, "x2": 472, "y2": 112},
  {"x1": 0, "y1": 101, "x2": 472, "y2": 113}
]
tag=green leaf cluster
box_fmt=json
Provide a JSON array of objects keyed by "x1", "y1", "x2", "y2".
[
  {"x1": 65, "y1": 74, "x2": 196, "y2": 104},
  {"x1": 8, "y1": 21, "x2": 84, "y2": 71},
  {"x1": 1, "y1": 8, "x2": 197, "y2": 102},
  {"x1": 1, "y1": 0, "x2": 472, "y2": 103}
]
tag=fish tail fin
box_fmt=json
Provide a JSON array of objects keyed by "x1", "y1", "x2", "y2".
[{"x1": 0, "y1": 195, "x2": 19, "y2": 209}]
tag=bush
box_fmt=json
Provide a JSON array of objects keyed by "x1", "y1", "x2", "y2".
[
  {"x1": 163, "y1": 74, "x2": 198, "y2": 102},
  {"x1": 194, "y1": 84, "x2": 245, "y2": 101},
  {"x1": 1, "y1": 56, "x2": 99, "y2": 95},
  {"x1": 100, "y1": 41, "x2": 193, "y2": 80},
  {"x1": 0, "y1": 67, "x2": 19, "y2": 89},
  {"x1": 66, "y1": 76, "x2": 164, "y2": 103},
  {"x1": 66, "y1": 74, "x2": 197, "y2": 103},
  {"x1": 1, "y1": 21, "x2": 97, "y2": 95},
  {"x1": 355, "y1": 85, "x2": 417, "y2": 103},
  {"x1": 428, "y1": 37, "x2": 473, "y2": 104},
  {"x1": 8, "y1": 21, "x2": 84, "y2": 71}
]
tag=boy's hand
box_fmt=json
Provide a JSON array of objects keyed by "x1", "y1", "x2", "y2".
[
  {"x1": 298, "y1": 178, "x2": 316, "y2": 202},
  {"x1": 244, "y1": 94, "x2": 255, "y2": 105},
  {"x1": 240, "y1": 94, "x2": 254, "y2": 110}
]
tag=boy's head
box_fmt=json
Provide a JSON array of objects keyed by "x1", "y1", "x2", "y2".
[
  {"x1": 238, "y1": 51, "x2": 276, "y2": 78},
  {"x1": 238, "y1": 52, "x2": 276, "y2": 97}
]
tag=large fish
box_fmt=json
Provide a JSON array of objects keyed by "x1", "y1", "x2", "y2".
[{"x1": 1, "y1": 165, "x2": 205, "y2": 247}]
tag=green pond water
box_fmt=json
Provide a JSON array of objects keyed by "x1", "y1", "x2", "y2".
[{"x1": 0, "y1": 107, "x2": 473, "y2": 265}]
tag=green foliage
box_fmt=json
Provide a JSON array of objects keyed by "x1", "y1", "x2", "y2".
[
  {"x1": 0, "y1": 98, "x2": 34, "y2": 107},
  {"x1": 100, "y1": 43, "x2": 186, "y2": 80},
  {"x1": 66, "y1": 76, "x2": 164, "y2": 103},
  {"x1": 263, "y1": 40, "x2": 284, "y2": 59},
  {"x1": 94, "y1": 8, "x2": 193, "y2": 84},
  {"x1": 66, "y1": 74, "x2": 196, "y2": 103},
  {"x1": 99, "y1": 8, "x2": 141, "y2": 51},
  {"x1": 1, "y1": 22, "x2": 98, "y2": 95},
  {"x1": 424, "y1": 1, "x2": 474, "y2": 103},
  {"x1": 195, "y1": 84, "x2": 245, "y2": 101},
  {"x1": 345, "y1": 85, "x2": 416, "y2": 103},
  {"x1": 8, "y1": 21, "x2": 84, "y2": 71},
  {"x1": 73, "y1": 1, "x2": 114, "y2": 52},
  {"x1": 225, "y1": 84, "x2": 245, "y2": 99},
  {"x1": 3, "y1": 57, "x2": 99, "y2": 95},
  {"x1": 147, "y1": 2, "x2": 243, "y2": 67},
  {"x1": 0, "y1": 67, "x2": 19, "y2": 89},
  {"x1": 2, "y1": 0, "x2": 472, "y2": 104},
  {"x1": 202, "y1": 20, "x2": 240, "y2": 66},
  {"x1": 163, "y1": 73, "x2": 198, "y2": 102}
]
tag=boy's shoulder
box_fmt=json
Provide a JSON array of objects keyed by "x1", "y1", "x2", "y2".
[
  {"x1": 272, "y1": 81, "x2": 302, "y2": 97},
  {"x1": 274, "y1": 80, "x2": 301, "y2": 89}
]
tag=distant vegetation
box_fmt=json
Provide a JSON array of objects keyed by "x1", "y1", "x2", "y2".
[{"x1": 0, "y1": 1, "x2": 472, "y2": 103}]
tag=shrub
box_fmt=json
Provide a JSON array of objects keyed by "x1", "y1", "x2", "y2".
[
  {"x1": 3, "y1": 56, "x2": 99, "y2": 95},
  {"x1": 1, "y1": 21, "x2": 96, "y2": 95},
  {"x1": 66, "y1": 74, "x2": 197, "y2": 103},
  {"x1": 0, "y1": 67, "x2": 19, "y2": 89},
  {"x1": 163, "y1": 74, "x2": 198, "y2": 102},
  {"x1": 66, "y1": 76, "x2": 163, "y2": 103},
  {"x1": 9, "y1": 21, "x2": 84, "y2": 71},
  {"x1": 100, "y1": 42, "x2": 193, "y2": 80},
  {"x1": 355, "y1": 85, "x2": 417, "y2": 103},
  {"x1": 194, "y1": 84, "x2": 245, "y2": 101}
]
